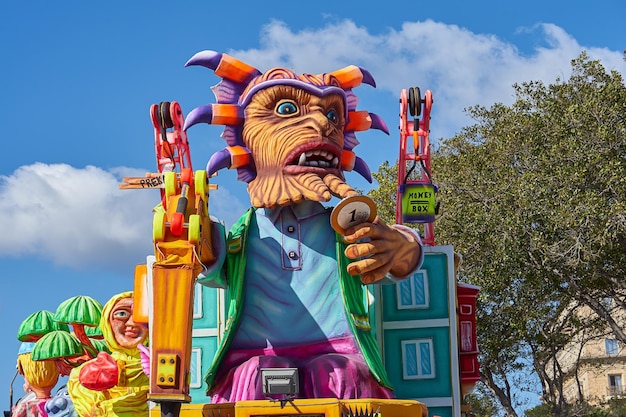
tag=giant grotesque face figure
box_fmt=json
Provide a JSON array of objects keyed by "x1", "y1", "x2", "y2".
[
  {"x1": 243, "y1": 85, "x2": 357, "y2": 208},
  {"x1": 184, "y1": 51, "x2": 386, "y2": 205}
]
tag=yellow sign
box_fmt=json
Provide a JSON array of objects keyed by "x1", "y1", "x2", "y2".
[{"x1": 400, "y1": 184, "x2": 436, "y2": 223}]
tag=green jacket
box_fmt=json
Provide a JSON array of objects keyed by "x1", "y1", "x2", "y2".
[{"x1": 204, "y1": 208, "x2": 392, "y2": 393}]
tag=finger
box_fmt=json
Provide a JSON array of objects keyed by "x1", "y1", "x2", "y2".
[
  {"x1": 137, "y1": 344, "x2": 149, "y2": 355},
  {"x1": 360, "y1": 266, "x2": 393, "y2": 284},
  {"x1": 344, "y1": 241, "x2": 378, "y2": 260},
  {"x1": 346, "y1": 252, "x2": 393, "y2": 276},
  {"x1": 343, "y1": 223, "x2": 373, "y2": 243},
  {"x1": 372, "y1": 216, "x2": 387, "y2": 226},
  {"x1": 344, "y1": 222, "x2": 390, "y2": 243},
  {"x1": 360, "y1": 261, "x2": 397, "y2": 284}
]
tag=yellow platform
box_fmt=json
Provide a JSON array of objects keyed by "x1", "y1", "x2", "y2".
[{"x1": 151, "y1": 398, "x2": 428, "y2": 417}]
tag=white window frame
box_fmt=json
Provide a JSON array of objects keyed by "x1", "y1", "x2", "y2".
[
  {"x1": 193, "y1": 283, "x2": 203, "y2": 319},
  {"x1": 396, "y1": 270, "x2": 429, "y2": 310},
  {"x1": 401, "y1": 339, "x2": 435, "y2": 380},
  {"x1": 189, "y1": 347, "x2": 202, "y2": 389}
]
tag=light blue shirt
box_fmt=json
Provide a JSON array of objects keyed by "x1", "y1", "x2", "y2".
[
  {"x1": 231, "y1": 201, "x2": 351, "y2": 349},
  {"x1": 199, "y1": 200, "x2": 424, "y2": 350}
]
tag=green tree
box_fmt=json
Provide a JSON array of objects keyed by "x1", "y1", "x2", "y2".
[
  {"x1": 464, "y1": 382, "x2": 502, "y2": 416},
  {"x1": 368, "y1": 52, "x2": 626, "y2": 416}
]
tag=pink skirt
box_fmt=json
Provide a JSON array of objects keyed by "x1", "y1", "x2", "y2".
[{"x1": 210, "y1": 337, "x2": 394, "y2": 403}]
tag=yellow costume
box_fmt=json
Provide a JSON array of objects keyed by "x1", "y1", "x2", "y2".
[{"x1": 67, "y1": 292, "x2": 149, "y2": 417}]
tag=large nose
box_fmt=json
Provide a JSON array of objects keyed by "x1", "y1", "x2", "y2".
[{"x1": 308, "y1": 110, "x2": 332, "y2": 135}]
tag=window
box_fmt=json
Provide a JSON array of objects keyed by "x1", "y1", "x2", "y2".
[
  {"x1": 602, "y1": 297, "x2": 614, "y2": 309},
  {"x1": 396, "y1": 270, "x2": 429, "y2": 309},
  {"x1": 401, "y1": 339, "x2": 435, "y2": 380},
  {"x1": 193, "y1": 283, "x2": 203, "y2": 319},
  {"x1": 609, "y1": 374, "x2": 623, "y2": 396},
  {"x1": 190, "y1": 348, "x2": 202, "y2": 388},
  {"x1": 460, "y1": 321, "x2": 474, "y2": 352},
  {"x1": 606, "y1": 339, "x2": 619, "y2": 355}
]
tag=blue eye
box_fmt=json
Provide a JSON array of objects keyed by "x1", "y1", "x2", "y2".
[
  {"x1": 326, "y1": 109, "x2": 338, "y2": 124},
  {"x1": 276, "y1": 101, "x2": 298, "y2": 116},
  {"x1": 113, "y1": 309, "x2": 130, "y2": 320}
]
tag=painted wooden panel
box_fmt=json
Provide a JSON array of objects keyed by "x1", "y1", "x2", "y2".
[
  {"x1": 188, "y1": 336, "x2": 218, "y2": 403},
  {"x1": 384, "y1": 327, "x2": 453, "y2": 399},
  {"x1": 381, "y1": 252, "x2": 451, "y2": 322},
  {"x1": 189, "y1": 282, "x2": 222, "y2": 403}
]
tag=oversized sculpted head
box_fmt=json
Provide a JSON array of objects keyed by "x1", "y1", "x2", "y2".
[{"x1": 184, "y1": 51, "x2": 388, "y2": 208}]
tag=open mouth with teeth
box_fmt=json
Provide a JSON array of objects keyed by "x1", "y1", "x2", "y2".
[{"x1": 283, "y1": 145, "x2": 341, "y2": 175}]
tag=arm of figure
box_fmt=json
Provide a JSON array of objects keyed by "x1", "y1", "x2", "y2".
[
  {"x1": 78, "y1": 352, "x2": 120, "y2": 391},
  {"x1": 197, "y1": 217, "x2": 228, "y2": 288},
  {"x1": 343, "y1": 217, "x2": 423, "y2": 284},
  {"x1": 137, "y1": 343, "x2": 150, "y2": 377},
  {"x1": 69, "y1": 357, "x2": 148, "y2": 417}
]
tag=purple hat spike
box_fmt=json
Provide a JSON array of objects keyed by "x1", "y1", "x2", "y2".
[
  {"x1": 206, "y1": 149, "x2": 232, "y2": 177},
  {"x1": 185, "y1": 50, "x2": 223, "y2": 70},
  {"x1": 354, "y1": 156, "x2": 372, "y2": 183},
  {"x1": 184, "y1": 49, "x2": 387, "y2": 185},
  {"x1": 184, "y1": 105, "x2": 214, "y2": 131},
  {"x1": 369, "y1": 113, "x2": 389, "y2": 135},
  {"x1": 359, "y1": 67, "x2": 376, "y2": 88}
]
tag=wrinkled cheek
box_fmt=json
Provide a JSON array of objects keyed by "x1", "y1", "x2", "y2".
[
  {"x1": 112, "y1": 324, "x2": 125, "y2": 339},
  {"x1": 245, "y1": 125, "x2": 292, "y2": 168},
  {"x1": 253, "y1": 141, "x2": 288, "y2": 169}
]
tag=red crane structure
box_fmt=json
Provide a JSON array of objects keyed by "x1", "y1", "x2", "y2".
[{"x1": 396, "y1": 87, "x2": 436, "y2": 246}]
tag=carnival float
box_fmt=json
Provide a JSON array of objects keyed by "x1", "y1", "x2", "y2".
[{"x1": 11, "y1": 50, "x2": 479, "y2": 417}]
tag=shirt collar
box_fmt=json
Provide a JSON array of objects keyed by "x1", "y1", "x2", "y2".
[{"x1": 262, "y1": 200, "x2": 329, "y2": 223}]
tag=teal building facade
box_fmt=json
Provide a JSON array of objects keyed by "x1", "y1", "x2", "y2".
[
  {"x1": 189, "y1": 245, "x2": 469, "y2": 416},
  {"x1": 373, "y1": 245, "x2": 462, "y2": 417}
]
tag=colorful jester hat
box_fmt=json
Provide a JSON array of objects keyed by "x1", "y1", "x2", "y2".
[{"x1": 183, "y1": 50, "x2": 389, "y2": 184}]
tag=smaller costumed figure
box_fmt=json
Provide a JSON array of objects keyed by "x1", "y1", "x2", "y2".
[
  {"x1": 67, "y1": 292, "x2": 149, "y2": 417},
  {"x1": 12, "y1": 342, "x2": 60, "y2": 417},
  {"x1": 43, "y1": 386, "x2": 77, "y2": 417}
]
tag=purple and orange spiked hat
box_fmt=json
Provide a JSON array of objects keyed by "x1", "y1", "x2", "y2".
[{"x1": 184, "y1": 50, "x2": 389, "y2": 183}]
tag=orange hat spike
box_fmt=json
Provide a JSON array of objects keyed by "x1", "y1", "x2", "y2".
[
  {"x1": 345, "y1": 111, "x2": 372, "y2": 132},
  {"x1": 211, "y1": 104, "x2": 244, "y2": 125},
  {"x1": 215, "y1": 53, "x2": 262, "y2": 84},
  {"x1": 341, "y1": 149, "x2": 356, "y2": 171},
  {"x1": 328, "y1": 65, "x2": 376, "y2": 89},
  {"x1": 329, "y1": 66, "x2": 363, "y2": 89},
  {"x1": 227, "y1": 146, "x2": 252, "y2": 169}
]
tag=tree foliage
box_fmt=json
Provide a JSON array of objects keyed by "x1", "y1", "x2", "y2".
[{"x1": 368, "y1": 52, "x2": 626, "y2": 416}]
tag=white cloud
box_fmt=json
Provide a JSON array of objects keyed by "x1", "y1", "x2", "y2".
[
  {"x1": 0, "y1": 163, "x2": 250, "y2": 270},
  {"x1": 229, "y1": 19, "x2": 626, "y2": 138},
  {"x1": 3, "y1": 20, "x2": 625, "y2": 270},
  {"x1": 0, "y1": 163, "x2": 156, "y2": 269}
]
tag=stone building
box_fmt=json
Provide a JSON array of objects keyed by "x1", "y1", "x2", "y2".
[{"x1": 556, "y1": 300, "x2": 626, "y2": 405}]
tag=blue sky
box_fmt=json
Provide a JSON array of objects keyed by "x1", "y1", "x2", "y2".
[{"x1": 1, "y1": 0, "x2": 625, "y2": 413}]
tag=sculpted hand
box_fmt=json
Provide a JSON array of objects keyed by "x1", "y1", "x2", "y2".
[
  {"x1": 343, "y1": 217, "x2": 422, "y2": 284},
  {"x1": 79, "y1": 352, "x2": 119, "y2": 391},
  {"x1": 137, "y1": 343, "x2": 151, "y2": 376}
]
